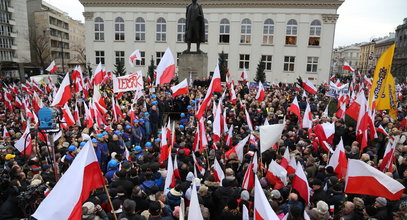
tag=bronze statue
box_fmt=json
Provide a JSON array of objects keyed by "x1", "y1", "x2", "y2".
[{"x1": 184, "y1": 0, "x2": 205, "y2": 53}]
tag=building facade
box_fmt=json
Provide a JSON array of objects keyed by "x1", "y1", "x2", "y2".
[
  {"x1": 332, "y1": 44, "x2": 360, "y2": 75},
  {"x1": 79, "y1": 0, "x2": 343, "y2": 84},
  {"x1": 27, "y1": 0, "x2": 85, "y2": 74},
  {"x1": 393, "y1": 18, "x2": 407, "y2": 80},
  {"x1": 358, "y1": 41, "x2": 375, "y2": 75},
  {"x1": 0, "y1": 0, "x2": 31, "y2": 79}
]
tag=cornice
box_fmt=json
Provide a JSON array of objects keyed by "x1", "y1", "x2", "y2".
[{"x1": 79, "y1": 0, "x2": 344, "y2": 9}]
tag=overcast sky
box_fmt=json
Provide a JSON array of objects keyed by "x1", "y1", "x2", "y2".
[{"x1": 44, "y1": 0, "x2": 406, "y2": 48}]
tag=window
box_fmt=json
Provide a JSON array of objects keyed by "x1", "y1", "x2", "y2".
[
  {"x1": 309, "y1": 20, "x2": 321, "y2": 46},
  {"x1": 262, "y1": 55, "x2": 272, "y2": 71},
  {"x1": 177, "y1": 18, "x2": 186, "y2": 42},
  {"x1": 240, "y1": 18, "x2": 251, "y2": 44},
  {"x1": 286, "y1": 19, "x2": 297, "y2": 45},
  {"x1": 135, "y1": 17, "x2": 145, "y2": 41},
  {"x1": 135, "y1": 51, "x2": 145, "y2": 66},
  {"x1": 115, "y1": 17, "x2": 125, "y2": 40},
  {"x1": 219, "y1": 18, "x2": 230, "y2": 43},
  {"x1": 263, "y1": 19, "x2": 274, "y2": 44},
  {"x1": 283, "y1": 56, "x2": 295, "y2": 71},
  {"x1": 239, "y1": 54, "x2": 250, "y2": 69},
  {"x1": 156, "y1": 17, "x2": 166, "y2": 42},
  {"x1": 156, "y1": 51, "x2": 164, "y2": 65},
  {"x1": 204, "y1": 19, "x2": 208, "y2": 42},
  {"x1": 95, "y1": 51, "x2": 105, "y2": 64},
  {"x1": 306, "y1": 57, "x2": 319, "y2": 73},
  {"x1": 115, "y1": 51, "x2": 125, "y2": 64}
]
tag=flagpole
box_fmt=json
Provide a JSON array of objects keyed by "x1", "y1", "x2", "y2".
[
  {"x1": 103, "y1": 184, "x2": 118, "y2": 220},
  {"x1": 205, "y1": 147, "x2": 211, "y2": 171}
]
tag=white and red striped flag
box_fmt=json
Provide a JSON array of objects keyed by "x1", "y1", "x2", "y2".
[
  {"x1": 255, "y1": 82, "x2": 266, "y2": 102},
  {"x1": 259, "y1": 123, "x2": 285, "y2": 153},
  {"x1": 46, "y1": 60, "x2": 57, "y2": 73},
  {"x1": 302, "y1": 80, "x2": 317, "y2": 95},
  {"x1": 343, "y1": 61, "x2": 355, "y2": 72},
  {"x1": 156, "y1": 48, "x2": 175, "y2": 85},
  {"x1": 195, "y1": 63, "x2": 222, "y2": 119},
  {"x1": 327, "y1": 138, "x2": 348, "y2": 179},
  {"x1": 61, "y1": 103, "x2": 75, "y2": 127},
  {"x1": 288, "y1": 96, "x2": 301, "y2": 119},
  {"x1": 164, "y1": 153, "x2": 176, "y2": 195},
  {"x1": 254, "y1": 175, "x2": 279, "y2": 220},
  {"x1": 292, "y1": 161, "x2": 310, "y2": 205},
  {"x1": 379, "y1": 140, "x2": 396, "y2": 172},
  {"x1": 92, "y1": 62, "x2": 104, "y2": 86},
  {"x1": 302, "y1": 102, "x2": 313, "y2": 129},
  {"x1": 32, "y1": 140, "x2": 104, "y2": 220},
  {"x1": 51, "y1": 72, "x2": 71, "y2": 107},
  {"x1": 187, "y1": 179, "x2": 204, "y2": 220},
  {"x1": 129, "y1": 49, "x2": 141, "y2": 67},
  {"x1": 241, "y1": 68, "x2": 248, "y2": 83},
  {"x1": 171, "y1": 79, "x2": 189, "y2": 98},
  {"x1": 266, "y1": 160, "x2": 288, "y2": 190},
  {"x1": 213, "y1": 157, "x2": 225, "y2": 185},
  {"x1": 225, "y1": 135, "x2": 250, "y2": 162},
  {"x1": 3, "y1": 126, "x2": 10, "y2": 139}
]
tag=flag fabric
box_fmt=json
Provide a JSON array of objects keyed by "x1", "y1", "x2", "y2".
[
  {"x1": 243, "y1": 205, "x2": 249, "y2": 220},
  {"x1": 292, "y1": 161, "x2": 310, "y2": 205},
  {"x1": 302, "y1": 102, "x2": 313, "y2": 129},
  {"x1": 346, "y1": 92, "x2": 365, "y2": 121},
  {"x1": 259, "y1": 124, "x2": 285, "y2": 153},
  {"x1": 377, "y1": 124, "x2": 389, "y2": 136},
  {"x1": 32, "y1": 140, "x2": 104, "y2": 220},
  {"x1": 254, "y1": 175, "x2": 279, "y2": 220},
  {"x1": 213, "y1": 157, "x2": 224, "y2": 185},
  {"x1": 187, "y1": 179, "x2": 204, "y2": 220},
  {"x1": 92, "y1": 63, "x2": 104, "y2": 86},
  {"x1": 195, "y1": 63, "x2": 222, "y2": 119},
  {"x1": 343, "y1": 61, "x2": 355, "y2": 72},
  {"x1": 327, "y1": 138, "x2": 347, "y2": 179},
  {"x1": 313, "y1": 123, "x2": 335, "y2": 153},
  {"x1": 244, "y1": 108, "x2": 254, "y2": 131},
  {"x1": 280, "y1": 147, "x2": 290, "y2": 169},
  {"x1": 159, "y1": 126, "x2": 170, "y2": 163},
  {"x1": 46, "y1": 60, "x2": 57, "y2": 73},
  {"x1": 164, "y1": 154, "x2": 176, "y2": 195},
  {"x1": 171, "y1": 79, "x2": 189, "y2": 98},
  {"x1": 51, "y1": 72, "x2": 71, "y2": 107},
  {"x1": 345, "y1": 159, "x2": 405, "y2": 200},
  {"x1": 379, "y1": 140, "x2": 396, "y2": 172},
  {"x1": 229, "y1": 83, "x2": 237, "y2": 104},
  {"x1": 302, "y1": 80, "x2": 317, "y2": 95},
  {"x1": 62, "y1": 103, "x2": 75, "y2": 127},
  {"x1": 241, "y1": 68, "x2": 248, "y2": 82},
  {"x1": 225, "y1": 125, "x2": 233, "y2": 147},
  {"x1": 225, "y1": 135, "x2": 250, "y2": 162},
  {"x1": 242, "y1": 153, "x2": 257, "y2": 190},
  {"x1": 288, "y1": 97, "x2": 301, "y2": 119},
  {"x1": 266, "y1": 160, "x2": 288, "y2": 190},
  {"x1": 74, "y1": 102, "x2": 81, "y2": 127},
  {"x1": 156, "y1": 48, "x2": 175, "y2": 85},
  {"x1": 3, "y1": 126, "x2": 10, "y2": 139},
  {"x1": 255, "y1": 82, "x2": 266, "y2": 102},
  {"x1": 14, "y1": 123, "x2": 32, "y2": 156},
  {"x1": 212, "y1": 102, "x2": 222, "y2": 143},
  {"x1": 129, "y1": 49, "x2": 142, "y2": 67}
]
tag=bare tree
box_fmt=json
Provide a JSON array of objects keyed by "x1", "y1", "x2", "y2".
[
  {"x1": 71, "y1": 44, "x2": 86, "y2": 66},
  {"x1": 30, "y1": 29, "x2": 50, "y2": 70}
]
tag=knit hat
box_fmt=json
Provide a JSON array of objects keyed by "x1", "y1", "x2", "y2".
[
  {"x1": 316, "y1": 201, "x2": 329, "y2": 214},
  {"x1": 82, "y1": 202, "x2": 95, "y2": 216},
  {"x1": 241, "y1": 190, "x2": 250, "y2": 201},
  {"x1": 376, "y1": 197, "x2": 387, "y2": 206},
  {"x1": 353, "y1": 197, "x2": 365, "y2": 210},
  {"x1": 271, "y1": 190, "x2": 281, "y2": 200}
]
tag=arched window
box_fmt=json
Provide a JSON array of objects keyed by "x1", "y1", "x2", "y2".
[
  {"x1": 156, "y1": 17, "x2": 166, "y2": 42},
  {"x1": 115, "y1": 17, "x2": 125, "y2": 40},
  {"x1": 309, "y1": 20, "x2": 321, "y2": 46},
  {"x1": 177, "y1": 18, "x2": 186, "y2": 42},
  {"x1": 204, "y1": 19, "x2": 208, "y2": 42},
  {"x1": 219, "y1": 18, "x2": 230, "y2": 43},
  {"x1": 135, "y1": 17, "x2": 145, "y2": 41},
  {"x1": 94, "y1": 17, "x2": 104, "y2": 41},
  {"x1": 285, "y1": 19, "x2": 297, "y2": 45},
  {"x1": 240, "y1": 18, "x2": 251, "y2": 44},
  {"x1": 263, "y1": 19, "x2": 274, "y2": 44}
]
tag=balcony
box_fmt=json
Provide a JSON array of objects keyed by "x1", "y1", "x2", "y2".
[
  {"x1": 8, "y1": 19, "x2": 15, "y2": 25},
  {"x1": 11, "y1": 45, "x2": 17, "y2": 50},
  {"x1": 10, "y1": 32, "x2": 17, "y2": 38},
  {"x1": 7, "y1": 6, "x2": 15, "y2": 13}
]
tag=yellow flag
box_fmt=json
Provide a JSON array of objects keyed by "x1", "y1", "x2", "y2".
[{"x1": 368, "y1": 44, "x2": 397, "y2": 119}]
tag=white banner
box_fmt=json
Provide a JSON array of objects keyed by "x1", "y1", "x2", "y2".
[{"x1": 113, "y1": 71, "x2": 144, "y2": 93}]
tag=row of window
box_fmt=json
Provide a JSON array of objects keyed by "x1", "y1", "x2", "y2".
[
  {"x1": 94, "y1": 17, "x2": 322, "y2": 46},
  {"x1": 0, "y1": 37, "x2": 12, "y2": 48},
  {"x1": 0, "y1": 0, "x2": 9, "y2": 11},
  {"x1": 0, "y1": 50, "x2": 13, "y2": 61},
  {"x1": 0, "y1": 24, "x2": 11, "y2": 36},
  {"x1": 50, "y1": 28, "x2": 69, "y2": 40},
  {"x1": 49, "y1": 16, "x2": 69, "y2": 30},
  {"x1": 95, "y1": 50, "x2": 319, "y2": 73},
  {"x1": 0, "y1": 12, "x2": 10, "y2": 23}
]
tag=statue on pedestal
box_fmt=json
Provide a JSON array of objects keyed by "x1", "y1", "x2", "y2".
[{"x1": 184, "y1": 0, "x2": 205, "y2": 54}]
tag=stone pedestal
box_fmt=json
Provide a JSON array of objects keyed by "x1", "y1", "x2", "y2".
[{"x1": 178, "y1": 53, "x2": 208, "y2": 81}]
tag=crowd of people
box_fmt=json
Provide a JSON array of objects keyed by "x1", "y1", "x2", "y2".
[{"x1": 0, "y1": 73, "x2": 406, "y2": 220}]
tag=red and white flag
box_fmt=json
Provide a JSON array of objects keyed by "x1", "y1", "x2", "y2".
[
  {"x1": 164, "y1": 153, "x2": 176, "y2": 195},
  {"x1": 213, "y1": 102, "x2": 222, "y2": 143},
  {"x1": 335, "y1": 102, "x2": 347, "y2": 120},
  {"x1": 74, "y1": 102, "x2": 81, "y2": 127},
  {"x1": 62, "y1": 103, "x2": 75, "y2": 127},
  {"x1": 280, "y1": 147, "x2": 290, "y2": 169},
  {"x1": 302, "y1": 102, "x2": 313, "y2": 129},
  {"x1": 377, "y1": 124, "x2": 389, "y2": 136},
  {"x1": 313, "y1": 123, "x2": 335, "y2": 153},
  {"x1": 83, "y1": 102, "x2": 94, "y2": 128},
  {"x1": 343, "y1": 61, "x2": 355, "y2": 72},
  {"x1": 327, "y1": 138, "x2": 348, "y2": 179},
  {"x1": 156, "y1": 48, "x2": 175, "y2": 85},
  {"x1": 244, "y1": 108, "x2": 254, "y2": 131},
  {"x1": 288, "y1": 96, "x2": 301, "y2": 119},
  {"x1": 159, "y1": 126, "x2": 170, "y2": 163},
  {"x1": 379, "y1": 140, "x2": 396, "y2": 172},
  {"x1": 302, "y1": 80, "x2": 317, "y2": 95},
  {"x1": 93, "y1": 88, "x2": 107, "y2": 115},
  {"x1": 192, "y1": 152, "x2": 205, "y2": 176},
  {"x1": 3, "y1": 126, "x2": 10, "y2": 139},
  {"x1": 259, "y1": 123, "x2": 285, "y2": 153},
  {"x1": 112, "y1": 94, "x2": 124, "y2": 123},
  {"x1": 92, "y1": 62, "x2": 104, "y2": 86},
  {"x1": 171, "y1": 79, "x2": 189, "y2": 98},
  {"x1": 46, "y1": 60, "x2": 57, "y2": 73},
  {"x1": 255, "y1": 82, "x2": 266, "y2": 102},
  {"x1": 213, "y1": 157, "x2": 224, "y2": 185},
  {"x1": 345, "y1": 159, "x2": 405, "y2": 200},
  {"x1": 292, "y1": 161, "x2": 310, "y2": 205},
  {"x1": 229, "y1": 83, "x2": 237, "y2": 104},
  {"x1": 51, "y1": 72, "x2": 71, "y2": 107},
  {"x1": 330, "y1": 74, "x2": 336, "y2": 82},
  {"x1": 225, "y1": 125, "x2": 233, "y2": 147},
  {"x1": 254, "y1": 175, "x2": 279, "y2": 220},
  {"x1": 187, "y1": 179, "x2": 204, "y2": 220},
  {"x1": 266, "y1": 160, "x2": 288, "y2": 190},
  {"x1": 195, "y1": 63, "x2": 222, "y2": 119},
  {"x1": 32, "y1": 140, "x2": 104, "y2": 220},
  {"x1": 173, "y1": 155, "x2": 181, "y2": 179},
  {"x1": 129, "y1": 49, "x2": 141, "y2": 67},
  {"x1": 287, "y1": 156, "x2": 297, "y2": 175},
  {"x1": 346, "y1": 92, "x2": 365, "y2": 121},
  {"x1": 241, "y1": 68, "x2": 248, "y2": 83},
  {"x1": 225, "y1": 135, "x2": 250, "y2": 162}
]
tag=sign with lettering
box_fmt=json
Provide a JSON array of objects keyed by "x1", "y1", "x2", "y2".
[{"x1": 113, "y1": 71, "x2": 144, "y2": 93}]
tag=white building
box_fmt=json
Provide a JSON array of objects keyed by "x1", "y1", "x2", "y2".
[{"x1": 79, "y1": 0, "x2": 343, "y2": 84}]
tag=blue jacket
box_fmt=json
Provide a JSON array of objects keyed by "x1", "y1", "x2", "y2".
[
  {"x1": 144, "y1": 118, "x2": 151, "y2": 137},
  {"x1": 106, "y1": 167, "x2": 118, "y2": 182},
  {"x1": 94, "y1": 146, "x2": 102, "y2": 166}
]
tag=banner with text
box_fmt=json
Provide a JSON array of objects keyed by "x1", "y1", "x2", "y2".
[{"x1": 113, "y1": 71, "x2": 144, "y2": 93}]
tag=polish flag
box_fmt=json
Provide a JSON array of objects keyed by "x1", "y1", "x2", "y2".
[
  {"x1": 254, "y1": 175, "x2": 279, "y2": 220},
  {"x1": 72, "y1": 66, "x2": 85, "y2": 94},
  {"x1": 330, "y1": 74, "x2": 336, "y2": 82},
  {"x1": 124, "y1": 146, "x2": 131, "y2": 161},
  {"x1": 288, "y1": 96, "x2": 301, "y2": 119},
  {"x1": 156, "y1": 48, "x2": 175, "y2": 85},
  {"x1": 259, "y1": 123, "x2": 285, "y2": 153},
  {"x1": 313, "y1": 123, "x2": 335, "y2": 153},
  {"x1": 302, "y1": 102, "x2": 313, "y2": 129},
  {"x1": 159, "y1": 126, "x2": 170, "y2": 163},
  {"x1": 225, "y1": 125, "x2": 233, "y2": 147},
  {"x1": 14, "y1": 122, "x2": 33, "y2": 156},
  {"x1": 32, "y1": 140, "x2": 104, "y2": 220},
  {"x1": 51, "y1": 72, "x2": 71, "y2": 107},
  {"x1": 255, "y1": 82, "x2": 266, "y2": 102},
  {"x1": 242, "y1": 157, "x2": 255, "y2": 190},
  {"x1": 62, "y1": 103, "x2": 75, "y2": 127},
  {"x1": 225, "y1": 135, "x2": 250, "y2": 162},
  {"x1": 241, "y1": 68, "x2": 248, "y2": 83},
  {"x1": 335, "y1": 102, "x2": 347, "y2": 120},
  {"x1": 32, "y1": 91, "x2": 44, "y2": 113},
  {"x1": 46, "y1": 60, "x2": 57, "y2": 73},
  {"x1": 74, "y1": 102, "x2": 81, "y2": 127},
  {"x1": 31, "y1": 81, "x2": 42, "y2": 94},
  {"x1": 213, "y1": 102, "x2": 222, "y2": 143},
  {"x1": 213, "y1": 157, "x2": 224, "y2": 185},
  {"x1": 173, "y1": 155, "x2": 181, "y2": 179},
  {"x1": 345, "y1": 159, "x2": 405, "y2": 200},
  {"x1": 111, "y1": 94, "x2": 123, "y2": 123},
  {"x1": 229, "y1": 83, "x2": 237, "y2": 104},
  {"x1": 280, "y1": 147, "x2": 290, "y2": 169},
  {"x1": 379, "y1": 140, "x2": 396, "y2": 172},
  {"x1": 93, "y1": 88, "x2": 107, "y2": 115},
  {"x1": 3, "y1": 127, "x2": 10, "y2": 139},
  {"x1": 302, "y1": 80, "x2": 317, "y2": 95},
  {"x1": 244, "y1": 108, "x2": 254, "y2": 131},
  {"x1": 198, "y1": 118, "x2": 208, "y2": 153},
  {"x1": 92, "y1": 62, "x2": 104, "y2": 86},
  {"x1": 327, "y1": 138, "x2": 348, "y2": 179},
  {"x1": 187, "y1": 179, "x2": 204, "y2": 220},
  {"x1": 171, "y1": 79, "x2": 189, "y2": 98},
  {"x1": 195, "y1": 63, "x2": 222, "y2": 119},
  {"x1": 287, "y1": 156, "x2": 297, "y2": 175},
  {"x1": 164, "y1": 154, "x2": 176, "y2": 195},
  {"x1": 292, "y1": 161, "x2": 310, "y2": 205},
  {"x1": 192, "y1": 153, "x2": 205, "y2": 176},
  {"x1": 343, "y1": 61, "x2": 355, "y2": 72},
  {"x1": 376, "y1": 125, "x2": 389, "y2": 136},
  {"x1": 129, "y1": 49, "x2": 141, "y2": 67},
  {"x1": 83, "y1": 102, "x2": 94, "y2": 128},
  {"x1": 266, "y1": 160, "x2": 288, "y2": 190}
]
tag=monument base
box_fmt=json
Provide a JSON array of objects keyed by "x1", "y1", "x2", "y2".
[{"x1": 178, "y1": 53, "x2": 208, "y2": 82}]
